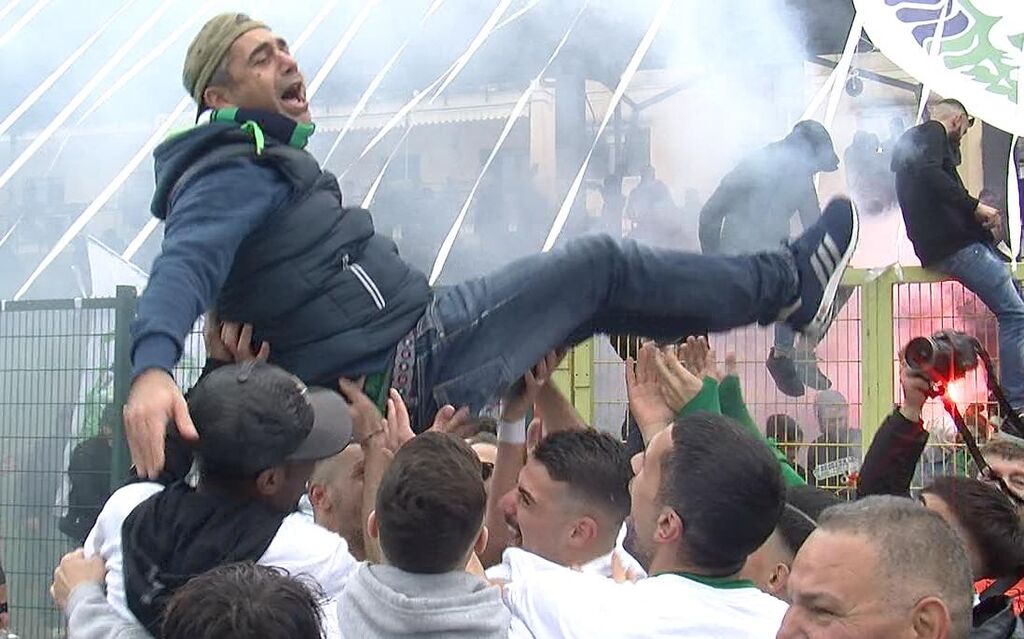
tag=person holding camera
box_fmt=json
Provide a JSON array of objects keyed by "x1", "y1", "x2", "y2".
[{"x1": 892, "y1": 99, "x2": 1023, "y2": 416}]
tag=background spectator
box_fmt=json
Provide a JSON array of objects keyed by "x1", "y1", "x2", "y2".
[{"x1": 778, "y1": 496, "x2": 973, "y2": 639}]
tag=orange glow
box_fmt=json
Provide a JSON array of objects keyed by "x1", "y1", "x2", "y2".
[{"x1": 945, "y1": 378, "x2": 972, "y2": 412}]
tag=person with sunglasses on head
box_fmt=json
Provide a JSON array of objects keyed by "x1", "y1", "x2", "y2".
[{"x1": 893, "y1": 99, "x2": 1024, "y2": 420}]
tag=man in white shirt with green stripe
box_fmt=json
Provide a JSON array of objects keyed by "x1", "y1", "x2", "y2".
[{"x1": 502, "y1": 412, "x2": 789, "y2": 638}]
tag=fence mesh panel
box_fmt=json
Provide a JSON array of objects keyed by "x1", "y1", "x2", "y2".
[{"x1": 0, "y1": 299, "x2": 121, "y2": 639}]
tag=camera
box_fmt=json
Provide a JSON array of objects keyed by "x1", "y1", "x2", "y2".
[{"x1": 904, "y1": 330, "x2": 980, "y2": 385}]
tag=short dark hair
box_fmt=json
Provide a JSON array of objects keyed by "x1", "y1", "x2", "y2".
[
  {"x1": 922, "y1": 476, "x2": 1024, "y2": 578},
  {"x1": 160, "y1": 563, "x2": 324, "y2": 639},
  {"x1": 818, "y1": 496, "x2": 973, "y2": 638},
  {"x1": 662, "y1": 413, "x2": 785, "y2": 573},
  {"x1": 777, "y1": 485, "x2": 840, "y2": 556},
  {"x1": 376, "y1": 432, "x2": 486, "y2": 573},
  {"x1": 935, "y1": 97, "x2": 969, "y2": 116},
  {"x1": 765, "y1": 414, "x2": 804, "y2": 444},
  {"x1": 532, "y1": 430, "x2": 632, "y2": 526}
]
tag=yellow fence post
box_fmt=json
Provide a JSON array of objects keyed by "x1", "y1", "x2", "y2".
[
  {"x1": 859, "y1": 269, "x2": 896, "y2": 449},
  {"x1": 572, "y1": 338, "x2": 594, "y2": 426}
]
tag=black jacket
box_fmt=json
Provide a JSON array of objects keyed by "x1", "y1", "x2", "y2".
[
  {"x1": 856, "y1": 410, "x2": 927, "y2": 498},
  {"x1": 141, "y1": 123, "x2": 430, "y2": 385},
  {"x1": 698, "y1": 139, "x2": 822, "y2": 255},
  {"x1": 892, "y1": 121, "x2": 987, "y2": 266}
]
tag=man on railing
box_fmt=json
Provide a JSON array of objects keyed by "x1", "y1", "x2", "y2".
[{"x1": 892, "y1": 99, "x2": 1022, "y2": 418}]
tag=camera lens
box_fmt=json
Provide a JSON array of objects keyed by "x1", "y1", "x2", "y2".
[{"x1": 904, "y1": 337, "x2": 935, "y2": 372}]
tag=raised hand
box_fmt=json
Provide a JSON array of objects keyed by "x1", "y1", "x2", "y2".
[
  {"x1": 430, "y1": 404, "x2": 473, "y2": 436},
  {"x1": 899, "y1": 361, "x2": 932, "y2": 423},
  {"x1": 203, "y1": 312, "x2": 270, "y2": 363},
  {"x1": 50, "y1": 549, "x2": 106, "y2": 611},
  {"x1": 337, "y1": 377, "x2": 384, "y2": 445},
  {"x1": 219, "y1": 321, "x2": 271, "y2": 363},
  {"x1": 124, "y1": 369, "x2": 196, "y2": 479},
  {"x1": 626, "y1": 342, "x2": 675, "y2": 441},
  {"x1": 383, "y1": 389, "x2": 415, "y2": 452},
  {"x1": 653, "y1": 345, "x2": 704, "y2": 414},
  {"x1": 502, "y1": 350, "x2": 565, "y2": 423}
]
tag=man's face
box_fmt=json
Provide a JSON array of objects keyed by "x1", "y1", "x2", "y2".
[
  {"x1": 211, "y1": 28, "x2": 310, "y2": 123},
  {"x1": 275, "y1": 461, "x2": 316, "y2": 512},
  {"x1": 500, "y1": 457, "x2": 578, "y2": 565},
  {"x1": 982, "y1": 454, "x2": 1024, "y2": 504},
  {"x1": 625, "y1": 428, "x2": 672, "y2": 571},
  {"x1": 311, "y1": 446, "x2": 366, "y2": 558},
  {"x1": 948, "y1": 112, "x2": 972, "y2": 144},
  {"x1": 778, "y1": 530, "x2": 917, "y2": 639}
]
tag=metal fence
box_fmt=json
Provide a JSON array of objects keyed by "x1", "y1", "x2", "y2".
[
  {"x1": 0, "y1": 291, "x2": 132, "y2": 639},
  {"x1": 584, "y1": 266, "x2": 1015, "y2": 497},
  {"x1": 0, "y1": 286, "x2": 206, "y2": 639},
  {"x1": 0, "y1": 266, "x2": 1015, "y2": 635}
]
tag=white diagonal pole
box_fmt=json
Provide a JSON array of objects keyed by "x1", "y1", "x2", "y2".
[
  {"x1": 306, "y1": 0, "x2": 379, "y2": 100},
  {"x1": 429, "y1": 0, "x2": 513, "y2": 101},
  {"x1": 14, "y1": 99, "x2": 191, "y2": 300},
  {"x1": 0, "y1": 0, "x2": 167, "y2": 192},
  {"x1": 429, "y1": 2, "x2": 587, "y2": 284},
  {"x1": 77, "y1": 2, "x2": 207, "y2": 124},
  {"x1": 0, "y1": 0, "x2": 134, "y2": 140},
  {"x1": 542, "y1": 0, "x2": 673, "y2": 251},
  {"x1": 0, "y1": 0, "x2": 25, "y2": 25},
  {"x1": 0, "y1": 0, "x2": 48, "y2": 46}
]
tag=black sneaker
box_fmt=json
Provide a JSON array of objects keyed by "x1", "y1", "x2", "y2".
[
  {"x1": 782, "y1": 197, "x2": 859, "y2": 341},
  {"x1": 767, "y1": 348, "x2": 805, "y2": 397}
]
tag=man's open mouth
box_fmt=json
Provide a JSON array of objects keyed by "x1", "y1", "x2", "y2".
[{"x1": 280, "y1": 81, "x2": 308, "y2": 111}]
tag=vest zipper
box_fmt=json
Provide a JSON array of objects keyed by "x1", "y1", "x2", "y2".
[{"x1": 343, "y1": 254, "x2": 386, "y2": 310}]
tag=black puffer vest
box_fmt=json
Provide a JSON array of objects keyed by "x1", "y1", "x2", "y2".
[{"x1": 152, "y1": 123, "x2": 430, "y2": 384}]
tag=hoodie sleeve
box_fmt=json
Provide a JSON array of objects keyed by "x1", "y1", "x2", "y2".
[
  {"x1": 65, "y1": 583, "x2": 151, "y2": 639},
  {"x1": 856, "y1": 410, "x2": 928, "y2": 498},
  {"x1": 718, "y1": 375, "x2": 806, "y2": 487},
  {"x1": 130, "y1": 160, "x2": 291, "y2": 379}
]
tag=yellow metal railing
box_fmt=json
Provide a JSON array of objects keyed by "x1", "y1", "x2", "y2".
[{"x1": 568, "y1": 265, "x2": 1019, "y2": 490}]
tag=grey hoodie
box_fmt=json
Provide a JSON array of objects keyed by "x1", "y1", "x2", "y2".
[
  {"x1": 65, "y1": 583, "x2": 151, "y2": 639},
  {"x1": 338, "y1": 563, "x2": 510, "y2": 638}
]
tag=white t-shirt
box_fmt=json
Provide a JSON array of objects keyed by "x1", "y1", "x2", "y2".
[
  {"x1": 84, "y1": 482, "x2": 358, "y2": 635},
  {"x1": 503, "y1": 571, "x2": 787, "y2": 639},
  {"x1": 486, "y1": 525, "x2": 647, "y2": 582}
]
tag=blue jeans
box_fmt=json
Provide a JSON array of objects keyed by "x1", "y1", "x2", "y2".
[
  {"x1": 408, "y1": 234, "x2": 798, "y2": 428},
  {"x1": 933, "y1": 242, "x2": 1024, "y2": 411}
]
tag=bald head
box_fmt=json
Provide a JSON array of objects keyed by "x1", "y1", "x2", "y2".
[
  {"x1": 822, "y1": 496, "x2": 973, "y2": 636},
  {"x1": 307, "y1": 446, "x2": 365, "y2": 560}
]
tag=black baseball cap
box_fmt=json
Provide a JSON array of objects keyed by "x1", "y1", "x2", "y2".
[{"x1": 187, "y1": 361, "x2": 353, "y2": 475}]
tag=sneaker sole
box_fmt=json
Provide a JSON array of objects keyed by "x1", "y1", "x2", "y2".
[{"x1": 804, "y1": 200, "x2": 859, "y2": 341}]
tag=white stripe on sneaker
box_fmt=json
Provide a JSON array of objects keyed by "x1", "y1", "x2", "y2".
[
  {"x1": 810, "y1": 253, "x2": 829, "y2": 290},
  {"x1": 823, "y1": 233, "x2": 844, "y2": 265},
  {"x1": 816, "y1": 243, "x2": 835, "y2": 273}
]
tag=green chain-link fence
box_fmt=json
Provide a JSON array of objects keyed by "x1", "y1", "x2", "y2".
[{"x1": 0, "y1": 286, "x2": 206, "y2": 639}]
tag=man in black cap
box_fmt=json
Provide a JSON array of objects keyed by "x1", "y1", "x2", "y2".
[
  {"x1": 84, "y1": 362, "x2": 372, "y2": 635},
  {"x1": 124, "y1": 14, "x2": 858, "y2": 479},
  {"x1": 699, "y1": 120, "x2": 844, "y2": 397}
]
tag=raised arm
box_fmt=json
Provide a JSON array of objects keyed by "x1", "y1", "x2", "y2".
[
  {"x1": 125, "y1": 161, "x2": 290, "y2": 479},
  {"x1": 857, "y1": 364, "x2": 932, "y2": 498}
]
